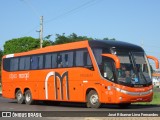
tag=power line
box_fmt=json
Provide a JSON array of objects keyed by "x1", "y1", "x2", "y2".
[
  {"x1": 21, "y1": 0, "x2": 40, "y2": 18},
  {"x1": 45, "y1": 0, "x2": 100, "y2": 24},
  {"x1": 21, "y1": 0, "x2": 103, "y2": 37},
  {"x1": 21, "y1": 25, "x2": 39, "y2": 37},
  {"x1": 20, "y1": 0, "x2": 40, "y2": 37}
]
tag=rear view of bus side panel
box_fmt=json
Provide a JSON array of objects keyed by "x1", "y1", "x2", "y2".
[{"x1": 2, "y1": 71, "x2": 15, "y2": 99}]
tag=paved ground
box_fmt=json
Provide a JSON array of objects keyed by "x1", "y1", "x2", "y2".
[
  {"x1": 0, "y1": 95, "x2": 160, "y2": 119},
  {"x1": 0, "y1": 94, "x2": 160, "y2": 111}
]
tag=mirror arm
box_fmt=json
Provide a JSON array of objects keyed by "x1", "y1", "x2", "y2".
[
  {"x1": 101, "y1": 54, "x2": 121, "y2": 69},
  {"x1": 147, "y1": 55, "x2": 159, "y2": 69}
]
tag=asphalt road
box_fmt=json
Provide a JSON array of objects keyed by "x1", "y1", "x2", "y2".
[
  {"x1": 0, "y1": 94, "x2": 160, "y2": 120},
  {"x1": 0, "y1": 94, "x2": 160, "y2": 112}
]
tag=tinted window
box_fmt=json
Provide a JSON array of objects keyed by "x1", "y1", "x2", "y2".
[
  {"x1": 10, "y1": 58, "x2": 19, "y2": 71},
  {"x1": 92, "y1": 48, "x2": 102, "y2": 65},
  {"x1": 75, "y1": 49, "x2": 85, "y2": 66},
  {"x1": 75, "y1": 49, "x2": 92, "y2": 67},
  {"x1": 31, "y1": 56, "x2": 38, "y2": 70},
  {"x1": 59, "y1": 51, "x2": 74, "y2": 68},
  {"x1": 52, "y1": 53, "x2": 57, "y2": 68},
  {"x1": 68, "y1": 51, "x2": 74, "y2": 67},
  {"x1": 38, "y1": 55, "x2": 43, "y2": 69},
  {"x1": 57, "y1": 54, "x2": 62, "y2": 68},
  {"x1": 83, "y1": 52, "x2": 92, "y2": 66},
  {"x1": 3, "y1": 58, "x2": 10, "y2": 71},
  {"x1": 3, "y1": 48, "x2": 93, "y2": 71},
  {"x1": 19, "y1": 56, "x2": 31, "y2": 70},
  {"x1": 19, "y1": 57, "x2": 25, "y2": 70},
  {"x1": 45, "y1": 54, "x2": 52, "y2": 69}
]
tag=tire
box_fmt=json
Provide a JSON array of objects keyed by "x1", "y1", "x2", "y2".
[
  {"x1": 118, "y1": 103, "x2": 131, "y2": 108},
  {"x1": 86, "y1": 90, "x2": 101, "y2": 108},
  {"x1": 24, "y1": 90, "x2": 34, "y2": 105},
  {"x1": 16, "y1": 89, "x2": 24, "y2": 104}
]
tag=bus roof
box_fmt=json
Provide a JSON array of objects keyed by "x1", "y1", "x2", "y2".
[
  {"x1": 89, "y1": 40, "x2": 144, "y2": 52},
  {"x1": 4, "y1": 40, "x2": 89, "y2": 58}
]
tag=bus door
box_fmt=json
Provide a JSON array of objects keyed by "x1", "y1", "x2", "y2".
[{"x1": 101, "y1": 57, "x2": 117, "y2": 103}]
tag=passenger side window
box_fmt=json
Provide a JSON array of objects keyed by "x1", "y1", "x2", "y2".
[
  {"x1": 45, "y1": 54, "x2": 52, "y2": 69},
  {"x1": 60, "y1": 51, "x2": 74, "y2": 68},
  {"x1": 75, "y1": 49, "x2": 93, "y2": 69},
  {"x1": 38, "y1": 55, "x2": 43, "y2": 69},
  {"x1": 10, "y1": 58, "x2": 19, "y2": 71},
  {"x1": 92, "y1": 48, "x2": 102, "y2": 65},
  {"x1": 31, "y1": 56, "x2": 38, "y2": 70},
  {"x1": 83, "y1": 52, "x2": 92, "y2": 66},
  {"x1": 19, "y1": 56, "x2": 30, "y2": 70},
  {"x1": 3, "y1": 58, "x2": 10, "y2": 71},
  {"x1": 75, "y1": 50, "x2": 85, "y2": 66},
  {"x1": 57, "y1": 54, "x2": 62, "y2": 68},
  {"x1": 57, "y1": 51, "x2": 73, "y2": 68},
  {"x1": 103, "y1": 58, "x2": 114, "y2": 81},
  {"x1": 19, "y1": 57, "x2": 25, "y2": 70},
  {"x1": 104, "y1": 62, "x2": 114, "y2": 80},
  {"x1": 52, "y1": 53, "x2": 57, "y2": 68},
  {"x1": 67, "y1": 51, "x2": 74, "y2": 67}
]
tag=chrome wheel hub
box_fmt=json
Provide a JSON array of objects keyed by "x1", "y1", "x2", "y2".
[
  {"x1": 90, "y1": 94, "x2": 98, "y2": 105},
  {"x1": 26, "y1": 94, "x2": 31, "y2": 102}
]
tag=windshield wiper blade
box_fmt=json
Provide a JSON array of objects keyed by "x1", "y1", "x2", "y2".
[{"x1": 139, "y1": 70, "x2": 148, "y2": 85}]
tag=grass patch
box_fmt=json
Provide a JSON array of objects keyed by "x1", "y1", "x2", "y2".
[
  {"x1": 148, "y1": 92, "x2": 160, "y2": 104},
  {"x1": 135, "y1": 92, "x2": 160, "y2": 105},
  {"x1": 0, "y1": 86, "x2": 1, "y2": 93}
]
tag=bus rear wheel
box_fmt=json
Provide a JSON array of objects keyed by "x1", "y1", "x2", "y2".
[
  {"x1": 24, "y1": 90, "x2": 34, "y2": 105},
  {"x1": 86, "y1": 90, "x2": 101, "y2": 108},
  {"x1": 16, "y1": 90, "x2": 24, "y2": 104}
]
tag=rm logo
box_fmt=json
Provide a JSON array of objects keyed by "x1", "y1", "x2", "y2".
[{"x1": 45, "y1": 71, "x2": 69, "y2": 100}]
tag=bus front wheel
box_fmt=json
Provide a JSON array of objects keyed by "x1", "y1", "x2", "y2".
[
  {"x1": 16, "y1": 89, "x2": 24, "y2": 104},
  {"x1": 24, "y1": 90, "x2": 34, "y2": 105},
  {"x1": 86, "y1": 90, "x2": 101, "y2": 108}
]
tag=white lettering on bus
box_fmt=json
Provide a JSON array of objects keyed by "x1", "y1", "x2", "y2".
[
  {"x1": 9, "y1": 73, "x2": 17, "y2": 80},
  {"x1": 19, "y1": 72, "x2": 29, "y2": 80},
  {"x1": 9, "y1": 72, "x2": 29, "y2": 80}
]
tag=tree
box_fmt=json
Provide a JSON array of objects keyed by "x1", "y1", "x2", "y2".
[
  {"x1": 3, "y1": 37, "x2": 53, "y2": 55},
  {"x1": 3, "y1": 34, "x2": 117, "y2": 55},
  {"x1": 103, "y1": 37, "x2": 116, "y2": 41},
  {"x1": 54, "y1": 33, "x2": 93, "y2": 45}
]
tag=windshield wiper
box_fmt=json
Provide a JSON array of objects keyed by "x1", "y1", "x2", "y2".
[{"x1": 139, "y1": 70, "x2": 148, "y2": 86}]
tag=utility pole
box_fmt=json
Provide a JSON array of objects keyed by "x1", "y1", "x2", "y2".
[
  {"x1": 141, "y1": 40, "x2": 144, "y2": 48},
  {"x1": 40, "y1": 16, "x2": 43, "y2": 48}
]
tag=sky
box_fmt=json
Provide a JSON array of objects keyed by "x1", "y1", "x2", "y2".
[{"x1": 1, "y1": 0, "x2": 160, "y2": 70}]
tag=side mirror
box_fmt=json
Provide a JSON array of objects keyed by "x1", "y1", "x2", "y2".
[
  {"x1": 101, "y1": 54, "x2": 121, "y2": 69},
  {"x1": 147, "y1": 55, "x2": 159, "y2": 69}
]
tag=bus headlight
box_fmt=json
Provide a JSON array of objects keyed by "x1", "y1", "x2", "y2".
[{"x1": 119, "y1": 97, "x2": 122, "y2": 100}]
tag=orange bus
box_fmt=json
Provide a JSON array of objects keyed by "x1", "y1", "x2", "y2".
[{"x1": 1, "y1": 40, "x2": 159, "y2": 108}]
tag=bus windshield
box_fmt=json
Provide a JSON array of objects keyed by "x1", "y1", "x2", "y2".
[{"x1": 117, "y1": 52, "x2": 151, "y2": 87}]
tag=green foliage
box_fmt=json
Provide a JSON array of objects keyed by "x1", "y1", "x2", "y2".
[
  {"x1": 3, "y1": 33, "x2": 117, "y2": 55},
  {"x1": 3, "y1": 37, "x2": 53, "y2": 55},
  {"x1": 0, "y1": 50, "x2": 3, "y2": 62},
  {"x1": 4, "y1": 37, "x2": 38, "y2": 54},
  {"x1": 103, "y1": 37, "x2": 116, "y2": 41},
  {"x1": 54, "y1": 33, "x2": 93, "y2": 45},
  {"x1": 43, "y1": 40, "x2": 54, "y2": 47}
]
